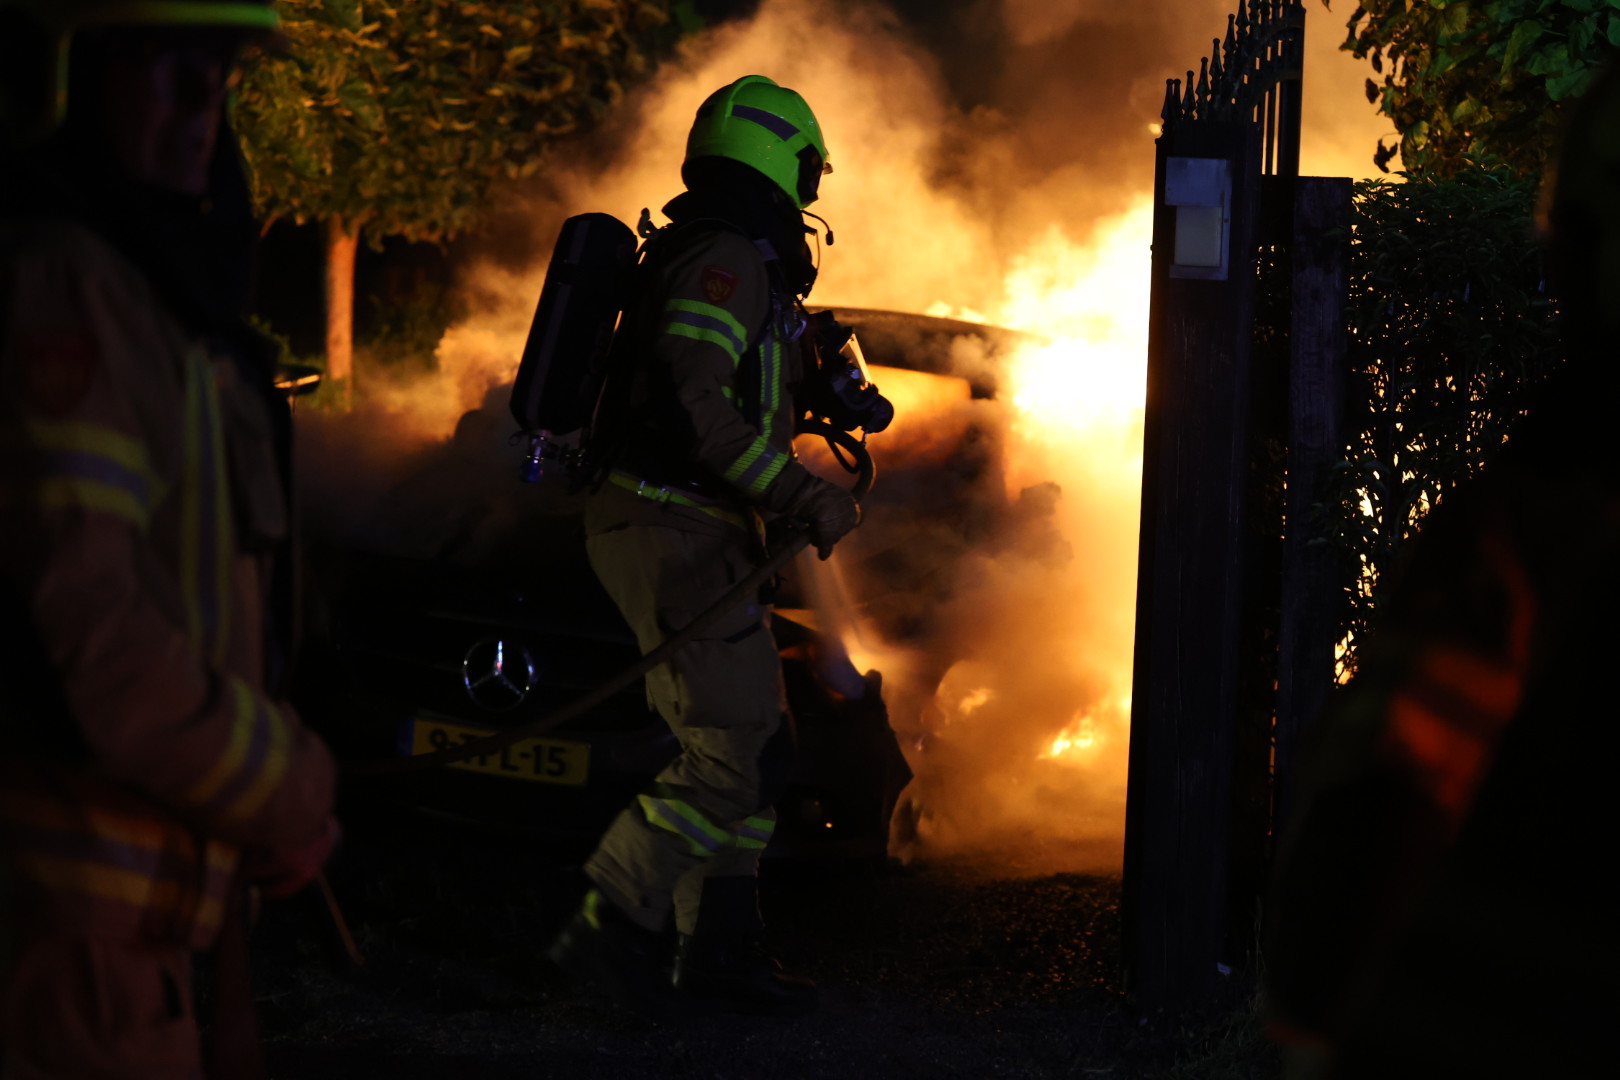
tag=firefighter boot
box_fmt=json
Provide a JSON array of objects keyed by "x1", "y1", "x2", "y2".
[
  {"x1": 672, "y1": 930, "x2": 818, "y2": 1016},
  {"x1": 547, "y1": 888, "x2": 677, "y2": 1019}
]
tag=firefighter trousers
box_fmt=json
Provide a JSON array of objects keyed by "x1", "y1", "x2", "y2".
[{"x1": 584, "y1": 522, "x2": 790, "y2": 935}]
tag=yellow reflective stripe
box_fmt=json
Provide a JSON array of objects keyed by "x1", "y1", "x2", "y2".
[
  {"x1": 664, "y1": 321, "x2": 743, "y2": 364},
  {"x1": 201, "y1": 352, "x2": 233, "y2": 667},
  {"x1": 759, "y1": 337, "x2": 782, "y2": 443},
  {"x1": 24, "y1": 418, "x2": 161, "y2": 527},
  {"x1": 182, "y1": 681, "x2": 290, "y2": 827},
  {"x1": 179, "y1": 347, "x2": 233, "y2": 664},
  {"x1": 665, "y1": 298, "x2": 749, "y2": 343},
  {"x1": 721, "y1": 437, "x2": 786, "y2": 497},
  {"x1": 37, "y1": 477, "x2": 149, "y2": 528},
  {"x1": 184, "y1": 679, "x2": 256, "y2": 808},
  {"x1": 11, "y1": 855, "x2": 209, "y2": 931},
  {"x1": 0, "y1": 793, "x2": 167, "y2": 850},
  {"x1": 637, "y1": 793, "x2": 730, "y2": 855},
  {"x1": 12, "y1": 853, "x2": 153, "y2": 905},
  {"x1": 23, "y1": 419, "x2": 151, "y2": 475},
  {"x1": 181, "y1": 348, "x2": 204, "y2": 643},
  {"x1": 219, "y1": 702, "x2": 290, "y2": 827},
  {"x1": 731, "y1": 814, "x2": 775, "y2": 850}
]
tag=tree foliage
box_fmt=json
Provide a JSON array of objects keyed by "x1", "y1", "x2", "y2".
[
  {"x1": 1322, "y1": 167, "x2": 1564, "y2": 674},
  {"x1": 1342, "y1": 0, "x2": 1620, "y2": 175},
  {"x1": 235, "y1": 0, "x2": 679, "y2": 240}
]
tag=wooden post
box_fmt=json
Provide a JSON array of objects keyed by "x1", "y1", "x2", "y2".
[
  {"x1": 1273, "y1": 177, "x2": 1352, "y2": 825},
  {"x1": 1122, "y1": 118, "x2": 1263, "y2": 1008}
]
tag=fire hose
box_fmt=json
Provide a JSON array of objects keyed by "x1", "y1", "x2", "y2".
[{"x1": 345, "y1": 419, "x2": 874, "y2": 778}]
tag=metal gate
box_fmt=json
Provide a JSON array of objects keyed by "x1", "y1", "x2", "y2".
[{"x1": 1122, "y1": 0, "x2": 1354, "y2": 1008}]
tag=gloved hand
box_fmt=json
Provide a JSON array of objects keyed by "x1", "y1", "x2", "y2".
[
  {"x1": 242, "y1": 815, "x2": 340, "y2": 899},
  {"x1": 790, "y1": 477, "x2": 861, "y2": 560}
]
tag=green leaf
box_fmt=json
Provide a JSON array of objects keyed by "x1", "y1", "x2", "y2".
[
  {"x1": 1499, "y1": 18, "x2": 1543, "y2": 68},
  {"x1": 1547, "y1": 65, "x2": 1597, "y2": 100},
  {"x1": 1569, "y1": 14, "x2": 1597, "y2": 53},
  {"x1": 1521, "y1": 40, "x2": 1570, "y2": 76}
]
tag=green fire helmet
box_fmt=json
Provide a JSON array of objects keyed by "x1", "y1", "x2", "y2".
[
  {"x1": 0, "y1": 0, "x2": 280, "y2": 144},
  {"x1": 685, "y1": 74, "x2": 830, "y2": 208}
]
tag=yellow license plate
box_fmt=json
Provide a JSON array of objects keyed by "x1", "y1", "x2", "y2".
[{"x1": 411, "y1": 719, "x2": 589, "y2": 786}]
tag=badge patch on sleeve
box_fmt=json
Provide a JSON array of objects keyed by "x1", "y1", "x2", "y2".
[
  {"x1": 702, "y1": 265, "x2": 738, "y2": 304},
  {"x1": 20, "y1": 330, "x2": 99, "y2": 416}
]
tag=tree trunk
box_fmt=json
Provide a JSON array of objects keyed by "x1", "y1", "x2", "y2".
[{"x1": 324, "y1": 215, "x2": 359, "y2": 407}]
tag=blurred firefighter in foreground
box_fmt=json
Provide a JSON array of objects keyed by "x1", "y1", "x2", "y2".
[
  {"x1": 0, "y1": 2, "x2": 337, "y2": 1076},
  {"x1": 1264, "y1": 66, "x2": 1620, "y2": 1080},
  {"x1": 548, "y1": 75, "x2": 863, "y2": 1018}
]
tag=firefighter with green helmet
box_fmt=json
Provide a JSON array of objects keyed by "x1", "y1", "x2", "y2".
[
  {"x1": 0, "y1": 2, "x2": 337, "y2": 1075},
  {"x1": 547, "y1": 75, "x2": 862, "y2": 1017}
]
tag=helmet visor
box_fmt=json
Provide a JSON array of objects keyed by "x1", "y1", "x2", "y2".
[{"x1": 796, "y1": 146, "x2": 830, "y2": 206}]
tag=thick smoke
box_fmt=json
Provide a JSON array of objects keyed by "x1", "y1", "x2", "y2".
[{"x1": 298, "y1": 0, "x2": 1386, "y2": 875}]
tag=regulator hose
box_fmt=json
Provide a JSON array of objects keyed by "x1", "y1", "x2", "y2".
[{"x1": 348, "y1": 421, "x2": 873, "y2": 778}]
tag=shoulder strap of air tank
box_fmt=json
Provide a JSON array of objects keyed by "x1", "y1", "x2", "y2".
[{"x1": 641, "y1": 213, "x2": 787, "y2": 354}]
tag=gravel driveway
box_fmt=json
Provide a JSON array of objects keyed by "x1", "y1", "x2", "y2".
[{"x1": 250, "y1": 808, "x2": 1272, "y2": 1079}]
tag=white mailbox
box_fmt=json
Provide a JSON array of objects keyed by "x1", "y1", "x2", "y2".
[{"x1": 1165, "y1": 156, "x2": 1232, "y2": 280}]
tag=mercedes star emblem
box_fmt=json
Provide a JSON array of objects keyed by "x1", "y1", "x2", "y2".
[{"x1": 462, "y1": 638, "x2": 538, "y2": 711}]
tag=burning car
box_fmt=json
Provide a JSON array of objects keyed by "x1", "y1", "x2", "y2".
[{"x1": 289, "y1": 309, "x2": 1024, "y2": 860}]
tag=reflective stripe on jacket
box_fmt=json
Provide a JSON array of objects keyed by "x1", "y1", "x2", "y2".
[{"x1": 587, "y1": 224, "x2": 811, "y2": 538}]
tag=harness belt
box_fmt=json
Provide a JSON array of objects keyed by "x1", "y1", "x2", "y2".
[{"x1": 608, "y1": 469, "x2": 753, "y2": 531}]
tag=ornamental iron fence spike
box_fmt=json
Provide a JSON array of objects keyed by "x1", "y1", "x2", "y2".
[
  {"x1": 1162, "y1": 77, "x2": 1181, "y2": 123},
  {"x1": 1197, "y1": 55, "x2": 1211, "y2": 111},
  {"x1": 1210, "y1": 39, "x2": 1224, "y2": 90},
  {"x1": 1182, "y1": 70, "x2": 1197, "y2": 117}
]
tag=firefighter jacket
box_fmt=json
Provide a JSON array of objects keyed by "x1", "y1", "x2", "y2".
[
  {"x1": 1264, "y1": 409, "x2": 1618, "y2": 1077},
  {"x1": 0, "y1": 218, "x2": 336, "y2": 949},
  {"x1": 587, "y1": 218, "x2": 816, "y2": 539}
]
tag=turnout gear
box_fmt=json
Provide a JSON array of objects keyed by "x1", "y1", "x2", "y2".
[
  {"x1": 0, "y1": 7, "x2": 336, "y2": 1073},
  {"x1": 672, "y1": 931, "x2": 818, "y2": 1016},
  {"x1": 671, "y1": 874, "x2": 817, "y2": 1015},
  {"x1": 684, "y1": 75, "x2": 830, "y2": 209},
  {"x1": 0, "y1": 218, "x2": 333, "y2": 951},
  {"x1": 548, "y1": 889, "x2": 679, "y2": 1021},
  {"x1": 0, "y1": 215, "x2": 335, "y2": 1078},
  {"x1": 555, "y1": 80, "x2": 861, "y2": 1017},
  {"x1": 581, "y1": 521, "x2": 786, "y2": 934},
  {"x1": 786, "y1": 475, "x2": 860, "y2": 560}
]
